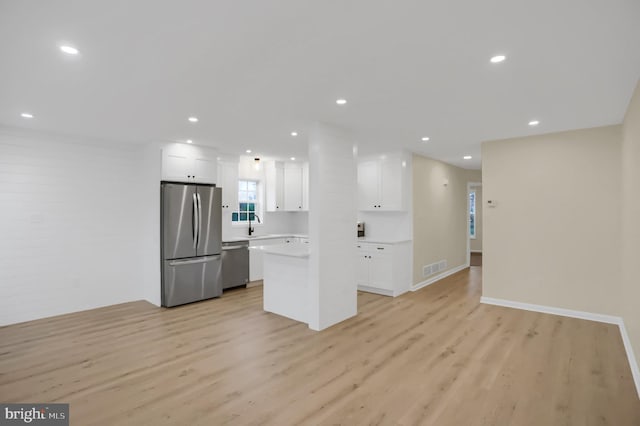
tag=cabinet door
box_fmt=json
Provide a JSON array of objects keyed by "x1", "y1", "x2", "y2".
[
  {"x1": 218, "y1": 161, "x2": 239, "y2": 210},
  {"x1": 162, "y1": 151, "x2": 191, "y2": 182},
  {"x1": 162, "y1": 144, "x2": 218, "y2": 183},
  {"x1": 356, "y1": 248, "x2": 370, "y2": 286},
  {"x1": 379, "y1": 157, "x2": 403, "y2": 210},
  {"x1": 266, "y1": 162, "x2": 285, "y2": 212},
  {"x1": 357, "y1": 160, "x2": 380, "y2": 211},
  {"x1": 249, "y1": 249, "x2": 263, "y2": 282},
  {"x1": 274, "y1": 165, "x2": 284, "y2": 211},
  {"x1": 302, "y1": 163, "x2": 309, "y2": 211},
  {"x1": 193, "y1": 155, "x2": 217, "y2": 184},
  {"x1": 369, "y1": 249, "x2": 393, "y2": 291},
  {"x1": 284, "y1": 166, "x2": 303, "y2": 211}
]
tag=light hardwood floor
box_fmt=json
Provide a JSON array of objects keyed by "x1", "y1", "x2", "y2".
[{"x1": 1, "y1": 267, "x2": 639, "y2": 425}]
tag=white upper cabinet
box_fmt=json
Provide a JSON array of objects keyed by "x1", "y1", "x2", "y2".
[
  {"x1": 266, "y1": 161, "x2": 308, "y2": 212},
  {"x1": 284, "y1": 165, "x2": 303, "y2": 211},
  {"x1": 217, "y1": 160, "x2": 239, "y2": 210},
  {"x1": 302, "y1": 163, "x2": 309, "y2": 210},
  {"x1": 162, "y1": 144, "x2": 218, "y2": 184},
  {"x1": 357, "y1": 160, "x2": 379, "y2": 210},
  {"x1": 357, "y1": 153, "x2": 408, "y2": 211},
  {"x1": 265, "y1": 161, "x2": 284, "y2": 211}
]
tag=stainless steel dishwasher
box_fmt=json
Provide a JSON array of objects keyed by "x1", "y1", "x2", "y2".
[{"x1": 221, "y1": 240, "x2": 250, "y2": 290}]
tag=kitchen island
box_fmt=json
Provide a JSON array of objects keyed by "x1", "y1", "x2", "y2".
[{"x1": 249, "y1": 242, "x2": 310, "y2": 324}]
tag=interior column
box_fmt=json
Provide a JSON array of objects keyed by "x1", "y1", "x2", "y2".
[{"x1": 307, "y1": 123, "x2": 358, "y2": 331}]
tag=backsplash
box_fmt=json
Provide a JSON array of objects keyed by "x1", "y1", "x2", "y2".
[{"x1": 222, "y1": 211, "x2": 308, "y2": 240}]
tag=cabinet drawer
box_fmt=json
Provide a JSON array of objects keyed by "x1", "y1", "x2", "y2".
[{"x1": 356, "y1": 243, "x2": 392, "y2": 252}]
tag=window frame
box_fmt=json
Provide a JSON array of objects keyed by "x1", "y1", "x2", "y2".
[
  {"x1": 231, "y1": 179, "x2": 263, "y2": 226},
  {"x1": 469, "y1": 190, "x2": 476, "y2": 239}
]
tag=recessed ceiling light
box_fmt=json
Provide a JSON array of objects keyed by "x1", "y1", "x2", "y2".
[
  {"x1": 490, "y1": 55, "x2": 506, "y2": 63},
  {"x1": 421, "y1": 137, "x2": 430, "y2": 142},
  {"x1": 290, "y1": 157, "x2": 296, "y2": 161},
  {"x1": 528, "y1": 120, "x2": 540, "y2": 126},
  {"x1": 186, "y1": 139, "x2": 193, "y2": 144},
  {"x1": 246, "y1": 149, "x2": 252, "y2": 154},
  {"x1": 188, "y1": 117, "x2": 198, "y2": 123},
  {"x1": 20, "y1": 113, "x2": 34, "y2": 119},
  {"x1": 291, "y1": 131, "x2": 298, "y2": 137},
  {"x1": 336, "y1": 99, "x2": 347, "y2": 105},
  {"x1": 60, "y1": 45, "x2": 79, "y2": 55},
  {"x1": 463, "y1": 155, "x2": 472, "y2": 160}
]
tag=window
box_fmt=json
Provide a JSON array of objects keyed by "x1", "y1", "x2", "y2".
[
  {"x1": 469, "y1": 190, "x2": 476, "y2": 239},
  {"x1": 232, "y1": 180, "x2": 262, "y2": 223}
]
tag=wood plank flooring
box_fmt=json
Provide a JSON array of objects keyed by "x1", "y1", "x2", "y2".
[{"x1": 1, "y1": 267, "x2": 638, "y2": 425}]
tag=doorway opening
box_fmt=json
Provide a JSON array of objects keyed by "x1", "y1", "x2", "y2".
[{"x1": 467, "y1": 182, "x2": 482, "y2": 267}]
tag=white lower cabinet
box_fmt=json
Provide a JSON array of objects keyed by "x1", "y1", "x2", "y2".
[
  {"x1": 249, "y1": 237, "x2": 287, "y2": 281},
  {"x1": 356, "y1": 241, "x2": 411, "y2": 296}
]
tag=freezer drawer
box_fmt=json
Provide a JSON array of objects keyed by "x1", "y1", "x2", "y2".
[{"x1": 162, "y1": 255, "x2": 222, "y2": 307}]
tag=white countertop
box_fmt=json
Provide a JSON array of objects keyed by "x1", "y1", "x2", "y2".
[
  {"x1": 249, "y1": 242, "x2": 310, "y2": 258},
  {"x1": 224, "y1": 234, "x2": 410, "y2": 245},
  {"x1": 224, "y1": 234, "x2": 308, "y2": 243},
  {"x1": 356, "y1": 237, "x2": 412, "y2": 244}
]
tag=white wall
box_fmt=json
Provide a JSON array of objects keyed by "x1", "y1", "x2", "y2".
[
  {"x1": 621, "y1": 80, "x2": 640, "y2": 385},
  {"x1": 482, "y1": 125, "x2": 622, "y2": 315},
  {"x1": 412, "y1": 154, "x2": 481, "y2": 285},
  {"x1": 0, "y1": 128, "x2": 148, "y2": 325},
  {"x1": 140, "y1": 143, "x2": 162, "y2": 306}
]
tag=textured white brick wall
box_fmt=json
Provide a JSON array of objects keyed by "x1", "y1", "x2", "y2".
[
  {"x1": 307, "y1": 123, "x2": 357, "y2": 331},
  {"x1": 0, "y1": 129, "x2": 148, "y2": 325}
]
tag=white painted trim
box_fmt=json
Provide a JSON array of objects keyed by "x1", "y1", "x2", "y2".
[
  {"x1": 480, "y1": 296, "x2": 640, "y2": 399},
  {"x1": 357, "y1": 285, "x2": 393, "y2": 297},
  {"x1": 480, "y1": 297, "x2": 620, "y2": 323},
  {"x1": 466, "y1": 182, "x2": 482, "y2": 266},
  {"x1": 412, "y1": 263, "x2": 468, "y2": 292},
  {"x1": 619, "y1": 320, "x2": 640, "y2": 400}
]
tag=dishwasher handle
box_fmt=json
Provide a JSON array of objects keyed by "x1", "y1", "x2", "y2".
[{"x1": 222, "y1": 245, "x2": 248, "y2": 250}]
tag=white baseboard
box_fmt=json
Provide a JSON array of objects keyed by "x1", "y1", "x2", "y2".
[
  {"x1": 479, "y1": 297, "x2": 621, "y2": 324},
  {"x1": 480, "y1": 296, "x2": 640, "y2": 399},
  {"x1": 412, "y1": 263, "x2": 468, "y2": 292},
  {"x1": 357, "y1": 285, "x2": 393, "y2": 297},
  {"x1": 619, "y1": 320, "x2": 640, "y2": 400}
]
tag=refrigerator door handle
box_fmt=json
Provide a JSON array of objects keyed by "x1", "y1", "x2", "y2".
[
  {"x1": 168, "y1": 255, "x2": 221, "y2": 267},
  {"x1": 192, "y1": 193, "x2": 198, "y2": 249},
  {"x1": 197, "y1": 192, "x2": 202, "y2": 249}
]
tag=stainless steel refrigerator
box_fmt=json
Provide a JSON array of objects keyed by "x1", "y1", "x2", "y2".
[{"x1": 161, "y1": 182, "x2": 222, "y2": 307}]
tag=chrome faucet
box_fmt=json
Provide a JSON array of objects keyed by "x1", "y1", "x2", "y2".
[{"x1": 248, "y1": 213, "x2": 262, "y2": 236}]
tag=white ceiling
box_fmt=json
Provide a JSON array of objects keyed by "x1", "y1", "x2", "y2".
[{"x1": 1, "y1": 0, "x2": 639, "y2": 169}]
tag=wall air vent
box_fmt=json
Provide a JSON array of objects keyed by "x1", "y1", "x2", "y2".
[
  {"x1": 423, "y1": 265, "x2": 432, "y2": 277},
  {"x1": 423, "y1": 260, "x2": 448, "y2": 278}
]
